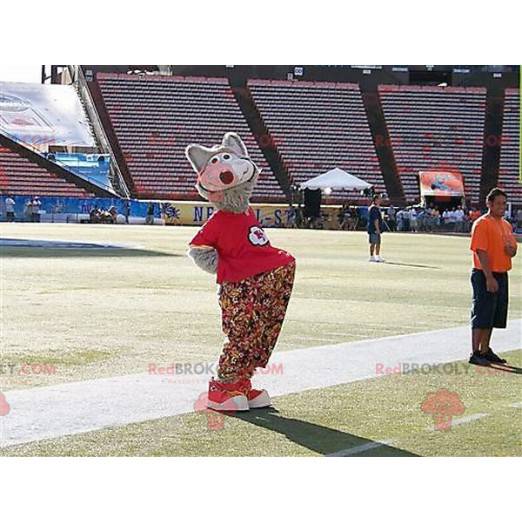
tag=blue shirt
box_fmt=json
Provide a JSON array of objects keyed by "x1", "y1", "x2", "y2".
[{"x1": 367, "y1": 205, "x2": 383, "y2": 234}]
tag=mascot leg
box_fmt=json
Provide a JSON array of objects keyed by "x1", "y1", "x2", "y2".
[{"x1": 207, "y1": 261, "x2": 296, "y2": 411}]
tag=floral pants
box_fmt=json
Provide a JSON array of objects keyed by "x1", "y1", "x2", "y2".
[{"x1": 217, "y1": 261, "x2": 296, "y2": 382}]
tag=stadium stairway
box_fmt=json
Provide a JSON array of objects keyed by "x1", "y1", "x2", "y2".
[
  {"x1": 359, "y1": 81, "x2": 405, "y2": 206},
  {"x1": 232, "y1": 83, "x2": 292, "y2": 201},
  {"x1": 479, "y1": 85, "x2": 505, "y2": 203}
]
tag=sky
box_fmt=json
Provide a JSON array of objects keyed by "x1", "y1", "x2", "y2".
[{"x1": 0, "y1": 65, "x2": 42, "y2": 83}]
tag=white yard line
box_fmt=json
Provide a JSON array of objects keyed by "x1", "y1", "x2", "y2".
[
  {"x1": 426, "y1": 413, "x2": 489, "y2": 431},
  {"x1": 329, "y1": 413, "x2": 491, "y2": 457},
  {"x1": 1, "y1": 320, "x2": 520, "y2": 449},
  {"x1": 327, "y1": 440, "x2": 395, "y2": 457}
]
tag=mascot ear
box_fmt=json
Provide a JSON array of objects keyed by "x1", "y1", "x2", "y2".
[
  {"x1": 185, "y1": 144, "x2": 213, "y2": 173},
  {"x1": 222, "y1": 132, "x2": 248, "y2": 157}
]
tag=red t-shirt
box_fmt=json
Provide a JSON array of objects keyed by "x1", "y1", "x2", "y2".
[{"x1": 189, "y1": 208, "x2": 295, "y2": 283}]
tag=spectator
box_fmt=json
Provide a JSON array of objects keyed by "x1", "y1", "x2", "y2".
[
  {"x1": 462, "y1": 210, "x2": 472, "y2": 233},
  {"x1": 146, "y1": 202, "x2": 155, "y2": 225},
  {"x1": 90, "y1": 205, "x2": 100, "y2": 223},
  {"x1": 5, "y1": 195, "x2": 15, "y2": 222},
  {"x1": 430, "y1": 207, "x2": 440, "y2": 232},
  {"x1": 31, "y1": 196, "x2": 41, "y2": 222},
  {"x1": 449, "y1": 207, "x2": 457, "y2": 231},
  {"x1": 295, "y1": 205, "x2": 303, "y2": 228},
  {"x1": 418, "y1": 207, "x2": 428, "y2": 232},
  {"x1": 516, "y1": 208, "x2": 522, "y2": 231},
  {"x1": 108, "y1": 206, "x2": 118, "y2": 224},
  {"x1": 124, "y1": 199, "x2": 131, "y2": 224},
  {"x1": 387, "y1": 205, "x2": 396, "y2": 231},
  {"x1": 469, "y1": 207, "x2": 481, "y2": 223},
  {"x1": 442, "y1": 209, "x2": 450, "y2": 229},
  {"x1": 24, "y1": 198, "x2": 33, "y2": 221},
  {"x1": 341, "y1": 205, "x2": 355, "y2": 230},
  {"x1": 431, "y1": 206, "x2": 440, "y2": 232},
  {"x1": 455, "y1": 206, "x2": 465, "y2": 232},
  {"x1": 396, "y1": 208, "x2": 405, "y2": 231},
  {"x1": 410, "y1": 207, "x2": 418, "y2": 232},
  {"x1": 421, "y1": 207, "x2": 428, "y2": 231},
  {"x1": 402, "y1": 207, "x2": 411, "y2": 231},
  {"x1": 287, "y1": 205, "x2": 297, "y2": 228}
]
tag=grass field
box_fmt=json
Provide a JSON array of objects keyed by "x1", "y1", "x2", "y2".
[{"x1": 1, "y1": 223, "x2": 521, "y2": 456}]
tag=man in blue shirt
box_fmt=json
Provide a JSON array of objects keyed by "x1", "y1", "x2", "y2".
[{"x1": 368, "y1": 194, "x2": 385, "y2": 262}]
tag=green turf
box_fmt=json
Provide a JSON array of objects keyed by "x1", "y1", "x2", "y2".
[
  {"x1": 2, "y1": 223, "x2": 520, "y2": 392},
  {"x1": 2, "y1": 349, "x2": 520, "y2": 457}
]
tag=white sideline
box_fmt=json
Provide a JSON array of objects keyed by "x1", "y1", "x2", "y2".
[{"x1": 1, "y1": 320, "x2": 520, "y2": 449}]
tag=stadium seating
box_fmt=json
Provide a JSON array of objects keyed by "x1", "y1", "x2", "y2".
[
  {"x1": 247, "y1": 79, "x2": 385, "y2": 202},
  {"x1": 95, "y1": 74, "x2": 285, "y2": 202},
  {"x1": 0, "y1": 143, "x2": 95, "y2": 197},
  {"x1": 378, "y1": 85, "x2": 487, "y2": 204},
  {"x1": 498, "y1": 88, "x2": 521, "y2": 206}
]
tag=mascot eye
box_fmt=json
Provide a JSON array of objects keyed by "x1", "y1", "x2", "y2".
[
  {"x1": 223, "y1": 154, "x2": 231, "y2": 160},
  {"x1": 211, "y1": 157, "x2": 218, "y2": 164}
]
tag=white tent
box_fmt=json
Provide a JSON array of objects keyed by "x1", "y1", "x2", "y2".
[{"x1": 299, "y1": 168, "x2": 372, "y2": 192}]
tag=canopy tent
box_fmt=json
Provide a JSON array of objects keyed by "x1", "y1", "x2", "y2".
[{"x1": 299, "y1": 168, "x2": 372, "y2": 192}]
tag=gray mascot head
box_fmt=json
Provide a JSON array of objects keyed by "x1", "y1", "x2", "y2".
[{"x1": 185, "y1": 132, "x2": 261, "y2": 213}]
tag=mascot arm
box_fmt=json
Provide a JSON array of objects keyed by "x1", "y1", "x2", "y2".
[{"x1": 187, "y1": 245, "x2": 218, "y2": 274}]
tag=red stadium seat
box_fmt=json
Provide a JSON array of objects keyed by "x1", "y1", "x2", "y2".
[
  {"x1": 0, "y1": 145, "x2": 95, "y2": 197},
  {"x1": 95, "y1": 74, "x2": 286, "y2": 202},
  {"x1": 498, "y1": 89, "x2": 521, "y2": 206},
  {"x1": 378, "y1": 85, "x2": 487, "y2": 205},
  {"x1": 247, "y1": 79, "x2": 385, "y2": 202}
]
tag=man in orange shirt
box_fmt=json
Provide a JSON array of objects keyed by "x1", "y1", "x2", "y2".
[{"x1": 469, "y1": 188, "x2": 517, "y2": 365}]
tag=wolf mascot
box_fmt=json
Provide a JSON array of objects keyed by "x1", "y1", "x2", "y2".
[{"x1": 186, "y1": 132, "x2": 296, "y2": 411}]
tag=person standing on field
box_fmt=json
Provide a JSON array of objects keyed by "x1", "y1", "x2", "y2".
[
  {"x1": 368, "y1": 194, "x2": 385, "y2": 262},
  {"x1": 469, "y1": 188, "x2": 517, "y2": 366}
]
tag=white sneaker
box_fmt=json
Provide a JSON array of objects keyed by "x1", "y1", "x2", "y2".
[
  {"x1": 369, "y1": 257, "x2": 377, "y2": 262},
  {"x1": 375, "y1": 256, "x2": 386, "y2": 263}
]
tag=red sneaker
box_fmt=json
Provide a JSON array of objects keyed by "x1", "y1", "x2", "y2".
[
  {"x1": 239, "y1": 379, "x2": 272, "y2": 409},
  {"x1": 207, "y1": 378, "x2": 249, "y2": 411}
]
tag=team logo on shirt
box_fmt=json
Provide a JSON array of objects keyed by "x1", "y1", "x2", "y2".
[{"x1": 248, "y1": 226, "x2": 269, "y2": 246}]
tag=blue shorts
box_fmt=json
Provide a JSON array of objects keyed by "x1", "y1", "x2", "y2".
[
  {"x1": 368, "y1": 233, "x2": 381, "y2": 244},
  {"x1": 470, "y1": 269, "x2": 509, "y2": 329}
]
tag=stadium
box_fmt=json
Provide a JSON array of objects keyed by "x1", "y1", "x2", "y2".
[{"x1": 0, "y1": 64, "x2": 520, "y2": 457}]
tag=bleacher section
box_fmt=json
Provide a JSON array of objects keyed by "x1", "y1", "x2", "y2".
[
  {"x1": 0, "y1": 141, "x2": 95, "y2": 197},
  {"x1": 95, "y1": 74, "x2": 284, "y2": 202},
  {"x1": 498, "y1": 89, "x2": 521, "y2": 205},
  {"x1": 247, "y1": 79, "x2": 384, "y2": 202},
  {"x1": 378, "y1": 85, "x2": 487, "y2": 204}
]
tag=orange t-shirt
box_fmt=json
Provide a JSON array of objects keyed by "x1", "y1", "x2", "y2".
[{"x1": 470, "y1": 215, "x2": 515, "y2": 273}]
